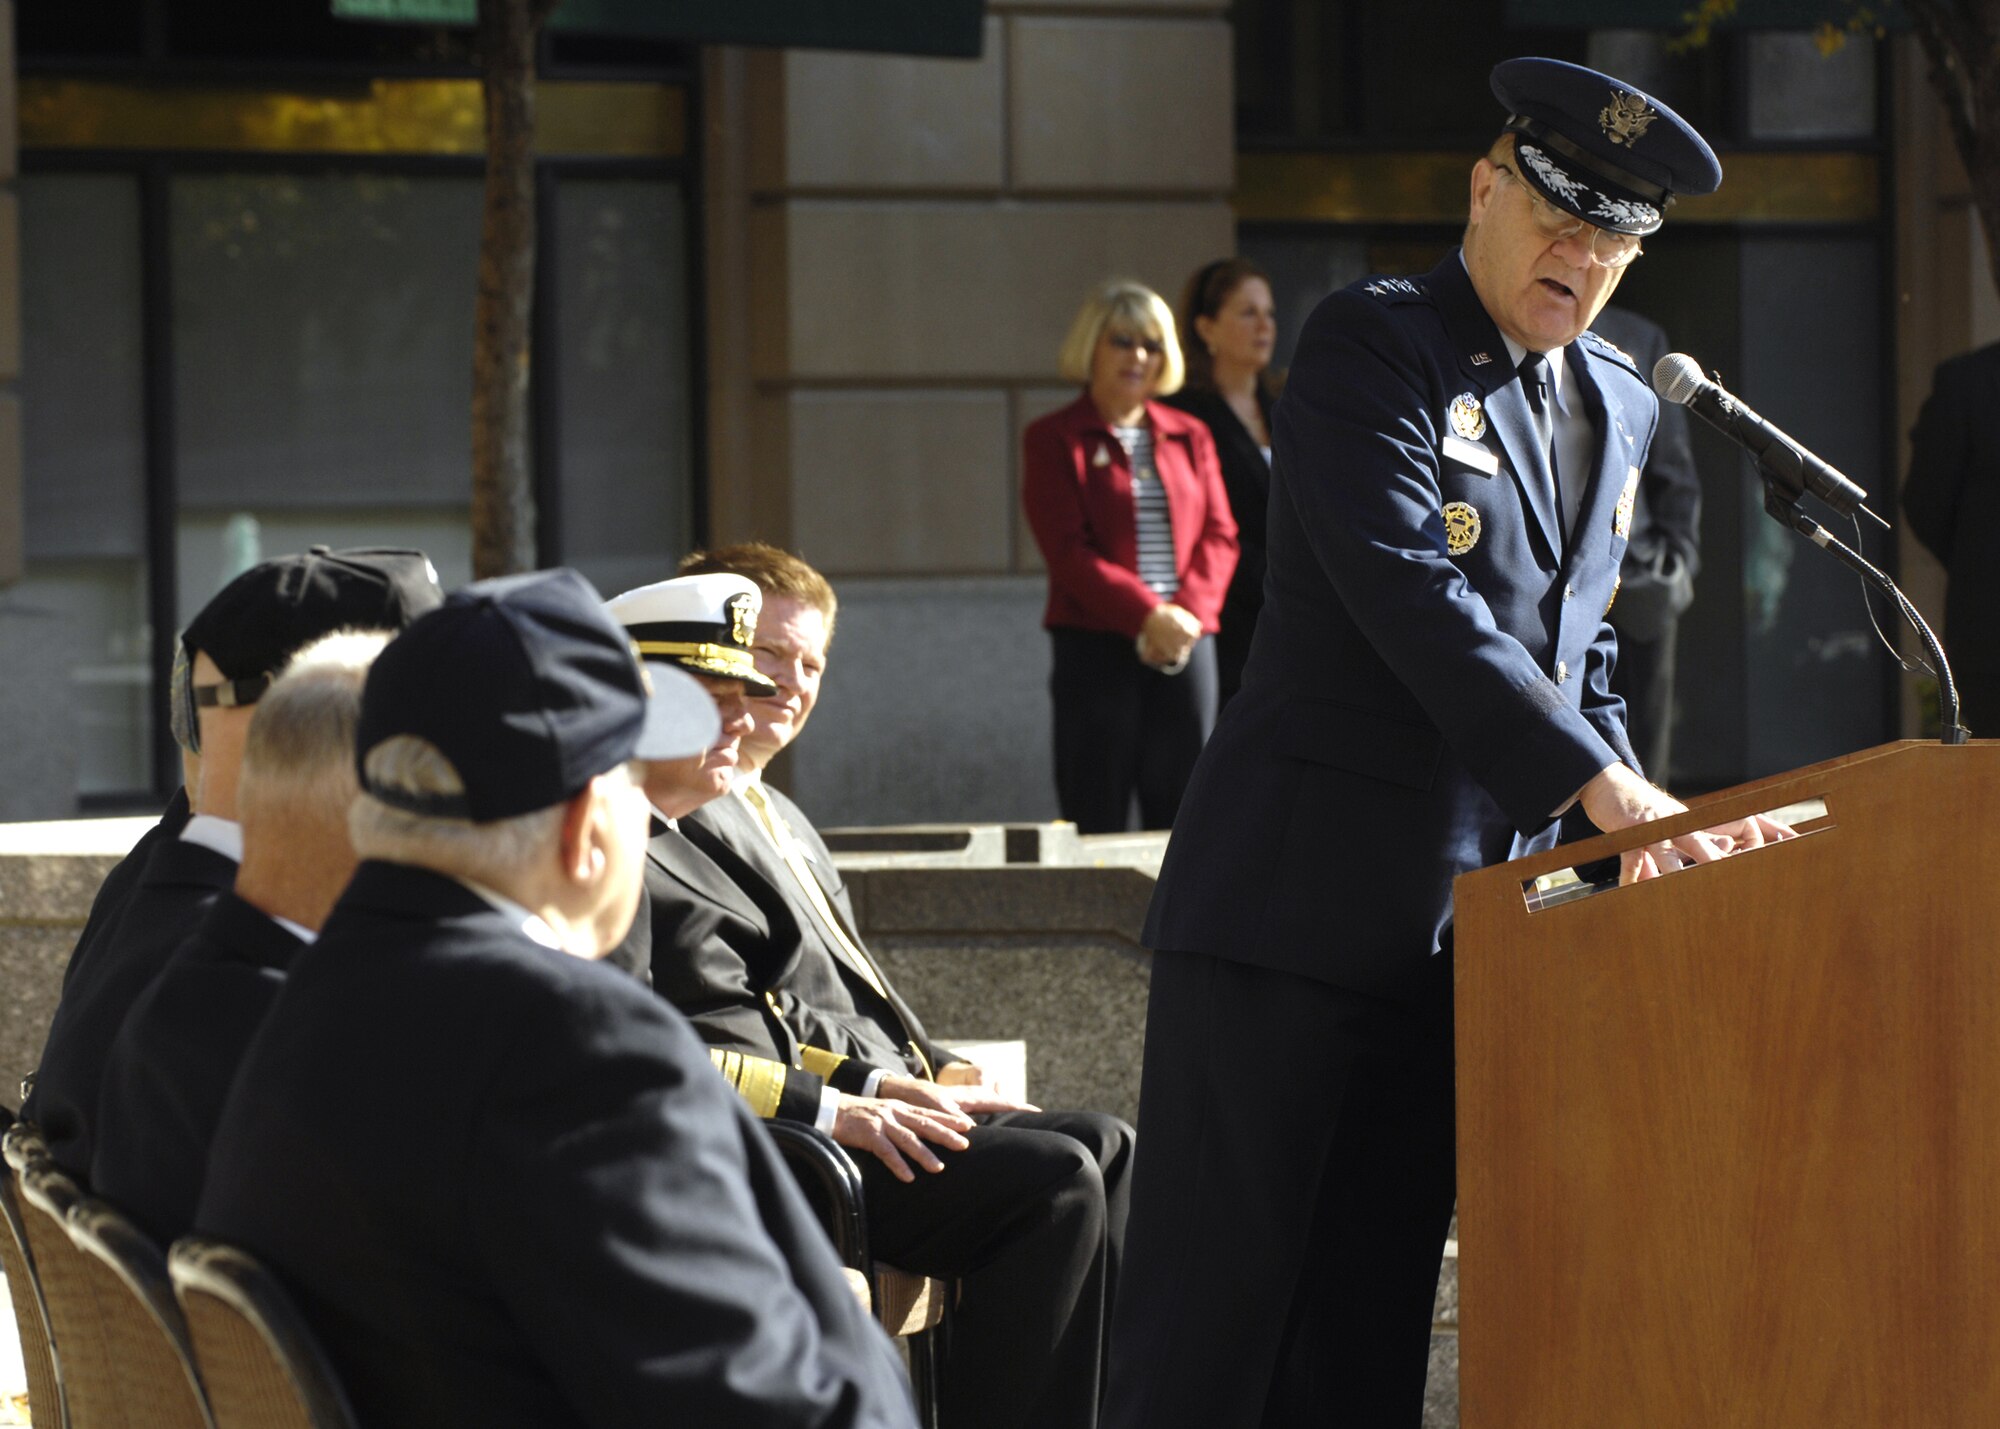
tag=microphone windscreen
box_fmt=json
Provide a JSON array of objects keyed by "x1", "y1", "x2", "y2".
[{"x1": 1652, "y1": 352, "x2": 1707, "y2": 407}]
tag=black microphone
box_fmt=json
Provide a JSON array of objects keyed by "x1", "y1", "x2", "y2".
[{"x1": 1651, "y1": 353, "x2": 1869, "y2": 517}]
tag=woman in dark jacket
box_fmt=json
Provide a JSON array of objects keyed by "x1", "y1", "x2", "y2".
[
  {"x1": 1165, "y1": 258, "x2": 1280, "y2": 708},
  {"x1": 1022, "y1": 280, "x2": 1239, "y2": 833}
]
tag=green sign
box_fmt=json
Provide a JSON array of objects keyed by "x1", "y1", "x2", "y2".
[
  {"x1": 332, "y1": 0, "x2": 987, "y2": 58},
  {"x1": 1504, "y1": 0, "x2": 1905, "y2": 26}
]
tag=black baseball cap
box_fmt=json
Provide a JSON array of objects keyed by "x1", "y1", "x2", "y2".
[
  {"x1": 1491, "y1": 57, "x2": 1722, "y2": 237},
  {"x1": 181, "y1": 546, "x2": 444, "y2": 709},
  {"x1": 356, "y1": 568, "x2": 720, "y2": 822}
]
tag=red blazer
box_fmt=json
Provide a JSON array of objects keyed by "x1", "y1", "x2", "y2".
[{"x1": 1022, "y1": 394, "x2": 1240, "y2": 638}]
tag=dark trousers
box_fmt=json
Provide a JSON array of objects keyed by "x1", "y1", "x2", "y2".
[
  {"x1": 1104, "y1": 950, "x2": 1457, "y2": 1429},
  {"x1": 863, "y1": 1108, "x2": 1136, "y2": 1429},
  {"x1": 1050, "y1": 629, "x2": 1218, "y2": 833}
]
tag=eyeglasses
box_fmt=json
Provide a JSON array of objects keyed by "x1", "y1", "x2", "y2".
[
  {"x1": 1492, "y1": 162, "x2": 1644, "y2": 270},
  {"x1": 1107, "y1": 332, "x2": 1167, "y2": 358}
]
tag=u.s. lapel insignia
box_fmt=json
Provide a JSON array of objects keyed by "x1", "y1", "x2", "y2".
[
  {"x1": 1600, "y1": 90, "x2": 1658, "y2": 148},
  {"x1": 1613, "y1": 465, "x2": 1640, "y2": 538},
  {"x1": 1470, "y1": 351, "x2": 1493, "y2": 366},
  {"x1": 1442, "y1": 501, "x2": 1482, "y2": 556},
  {"x1": 1448, "y1": 392, "x2": 1488, "y2": 442},
  {"x1": 1092, "y1": 443, "x2": 1111, "y2": 468}
]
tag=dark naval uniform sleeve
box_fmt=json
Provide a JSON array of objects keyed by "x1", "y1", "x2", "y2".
[
  {"x1": 1278, "y1": 285, "x2": 1626, "y2": 831},
  {"x1": 469, "y1": 969, "x2": 913, "y2": 1428}
]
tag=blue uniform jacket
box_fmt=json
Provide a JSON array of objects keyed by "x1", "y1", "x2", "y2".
[{"x1": 1144, "y1": 251, "x2": 1650, "y2": 999}]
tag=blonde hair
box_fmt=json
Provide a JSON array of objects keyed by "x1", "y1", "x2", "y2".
[
  {"x1": 237, "y1": 631, "x2": 388, "y2": 827},
  {"x1": 1056, "y1": 280, "x2": 1185, "y2": 396}
]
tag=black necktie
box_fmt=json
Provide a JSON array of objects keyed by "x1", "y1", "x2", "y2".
[{"x1": 1519, "y1": 352, "x2": 1566, "y2": 545}]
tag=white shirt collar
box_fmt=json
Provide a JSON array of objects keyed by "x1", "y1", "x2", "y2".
[
  {"x1": 1455, "y1": 251, "x2": 1571, "y2": 411},
  {"x1": 646, "y1": 797, "x2": 679, "y2": 832},
  {"x1": 453, "y1": 877, "x2": 564, "y2": 950},
  {"x1": 179, "y1": 814, "x2": 243, "y2": 863},
  {"x1": 269, "y1": 914, "x2": 318, "y2": 945},
  {"x1": 731, "y1": 765, "x2": 765, "y2": 794}
]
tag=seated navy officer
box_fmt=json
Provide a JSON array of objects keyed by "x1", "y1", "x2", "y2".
[
  {"x1": 25, "y1": 546, "x2": 440, "y2": 1175},
  {"x1": 91, "y1": 630, "x2": 386, "y2": 1244},
  {"x1": 195, "y1": 569, "x2": 917, "y2": 1429},
  {"x1": 609, "y1": 568, "x2": 1133, "y2": 1429}
]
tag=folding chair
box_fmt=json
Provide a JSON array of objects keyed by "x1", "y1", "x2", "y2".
[
  {"x1": 0, "y1": 1121, "x2": 68, "y2": 1428},
  {"x1": 168, "y1": 1239, "x2": 358, "y2": 1429},
  {"x1": 13, "y1": 1155, "x2": 210, "y2": 1429},
  {"x1": 765, "y1": 1120, "x2": 948, "y2": 1429}
]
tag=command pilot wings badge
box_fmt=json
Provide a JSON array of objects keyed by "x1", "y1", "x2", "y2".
[{"x1": 1448, "y1": 393, "x2": 1487, "y2": 442}]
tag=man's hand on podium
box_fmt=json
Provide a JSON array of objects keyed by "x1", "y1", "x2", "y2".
[{"x1": 1579, "y1": 762, "x2": 1796, "y2": 885}]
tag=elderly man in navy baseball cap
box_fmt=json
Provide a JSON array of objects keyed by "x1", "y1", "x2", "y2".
[{"x1": 195, "y1": 566, "x2": 920, "y2": 1429}]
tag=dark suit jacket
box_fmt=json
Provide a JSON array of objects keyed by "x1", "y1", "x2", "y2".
[
  {"x1": 1164, "y1": 384, "x2": 1276, "y2": 694},
  {"x1": 1145, "y1": 252, "x2": 1646, "y2": 1000},
  {"x1": 1590, "y1": 306, "x2": 1701, "y2": 645},
  {"x1": 1907, "y1": 342, "x2": 2000, "y2": 681},
  {"x1": 686, "y1": 788, "x2": 956, "y2": 1078},
  {"x1": 195, "y1": 860, "x2": 915, "y2": 1429},
  {"x1": 27, "y1": 830, "x2": 235, "y2": 1174},
  {"x1": 90, "y1": 891, "x2": 303, "y2": 1245},
  {"x1": 56, "y1": 787, "x2": 191, "y2": 998}
]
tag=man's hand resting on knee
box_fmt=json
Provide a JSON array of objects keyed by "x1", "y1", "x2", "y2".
[{"x1": 831, "y1": 1094, "x2": 973, "y2": 1182}]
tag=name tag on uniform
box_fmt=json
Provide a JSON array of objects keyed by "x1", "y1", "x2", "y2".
[{"x1": 1440, "y1": 434, "x2": 1499, "y2": 476}]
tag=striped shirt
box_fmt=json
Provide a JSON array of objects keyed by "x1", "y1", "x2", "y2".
[{"x1": 1114, "y1": 424, "x2": 1178, "y2": 599}]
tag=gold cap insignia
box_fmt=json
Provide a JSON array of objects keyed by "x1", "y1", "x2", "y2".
[
  {"x1": 1613, "y1": 466, "x2": 1640, "y2": 538},
  {"x1": 1600, "y1": 90, "x2": 1658, "y2": 149},
  {"x1": 1448, "y1": 393, "x2": 1487, "y2": 442},
  {"x1": 725, "y1": 591, "x2": 757, "y2": 647},
  {"x1": 1442, "y1": 501, "x2": 1482, "y2": 556}
]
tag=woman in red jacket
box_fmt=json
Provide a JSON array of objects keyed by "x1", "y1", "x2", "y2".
[{"x1": 1023, "y1": 280, "x2": 1239, "y2": 833}]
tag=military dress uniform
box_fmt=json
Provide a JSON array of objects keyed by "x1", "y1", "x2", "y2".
[{"x1": 1106, "y1": 57, "x2": 1722, "y2": 1429}]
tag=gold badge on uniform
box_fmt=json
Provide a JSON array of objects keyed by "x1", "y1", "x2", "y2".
[
  {"x1": 1613, "y1": 466, "x2": 1639, "y2": 538},
  {"x1": 1442, "y1": 501, "x2": 1482, "y2": 556},
  {"x1": 726, "y1": 592, "x2": 757, "y2": 646},
  {"x1": 1605, "y1": 576, "x2": 1622, "y2": 618},
  {"x1": 1600, "y1": 90, "x2": 1658, "y2": 148},
  {"x1": 1448, "y1": 393, "x2": 1487, "y2": 442}
]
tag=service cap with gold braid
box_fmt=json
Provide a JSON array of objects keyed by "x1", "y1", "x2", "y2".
[{"x1": 605, "y1": 572, "x2": 779, "y2": 697}]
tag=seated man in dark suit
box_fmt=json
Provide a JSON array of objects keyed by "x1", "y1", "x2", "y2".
[
  {"x1": 25, "y1": 546, "x2": 441, "y2": 1174},
  {"x1": 91, "y1": 629, "x2": 386, "y2": 1243},
  {"x1": 196, "y1": 569, "x2": 917, "y2": 1429},
  {"x1": 608, "y1": 566, "x2": 1134, "y2": 1429}
]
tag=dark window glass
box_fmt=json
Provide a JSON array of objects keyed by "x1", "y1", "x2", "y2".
[
  {"x1": 19, "y1": 0, "x2": 148, "y2": 62},
  {"x1": 552, "y1": 178, "x2": 695, "y2": 596}
]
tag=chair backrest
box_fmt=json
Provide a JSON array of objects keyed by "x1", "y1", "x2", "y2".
[
  {"x1": 15, "y1": 1156, "x2": 212, "y2": 1429},
  {"x1": 169, "y1": 1238, "x2": 359, "y2": 1429},
  {"x1": 0, "y1": 1123, "x2": 68, "y2": 1429},
  {"x1": 64, "y1": 1199, "x2": 214, "y2": 1429}
]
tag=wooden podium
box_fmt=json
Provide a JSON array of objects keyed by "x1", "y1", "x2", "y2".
[{"x1": 1453, "y1": 740, "x2": 2000, "y2": 1428}]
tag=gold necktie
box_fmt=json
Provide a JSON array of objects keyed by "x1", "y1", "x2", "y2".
[{"x1": 738, "y1": 783, "x2": 932, "y2": 1077}]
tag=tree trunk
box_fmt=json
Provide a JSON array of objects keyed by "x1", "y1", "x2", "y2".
[
  {"x1": 470, "y1": 0, "x2": 553, "y2": 578},
  {"x1": 1906, "y1": 0, "x2": 2000, "y2": 303}
]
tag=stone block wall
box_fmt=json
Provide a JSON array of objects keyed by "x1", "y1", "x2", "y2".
[
  {"x1": 704, "y1": 3, "x2": 1236, "y2": 825},
  {"x1": 0, "y1": 2, "x2": 21, "y2": 587}
]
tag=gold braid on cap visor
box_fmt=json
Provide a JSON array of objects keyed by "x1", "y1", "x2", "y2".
[{"x1": 632, "y1": 639, "x2": 761, "y2": 679}]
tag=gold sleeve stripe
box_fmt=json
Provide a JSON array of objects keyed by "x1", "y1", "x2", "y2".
[
  {"x1": 707, "y1": 1047, "x2": 786, "y2": 1120},
  {"x1": 799, "y1": 1047, "x2": 849, "y2": 1081}
]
